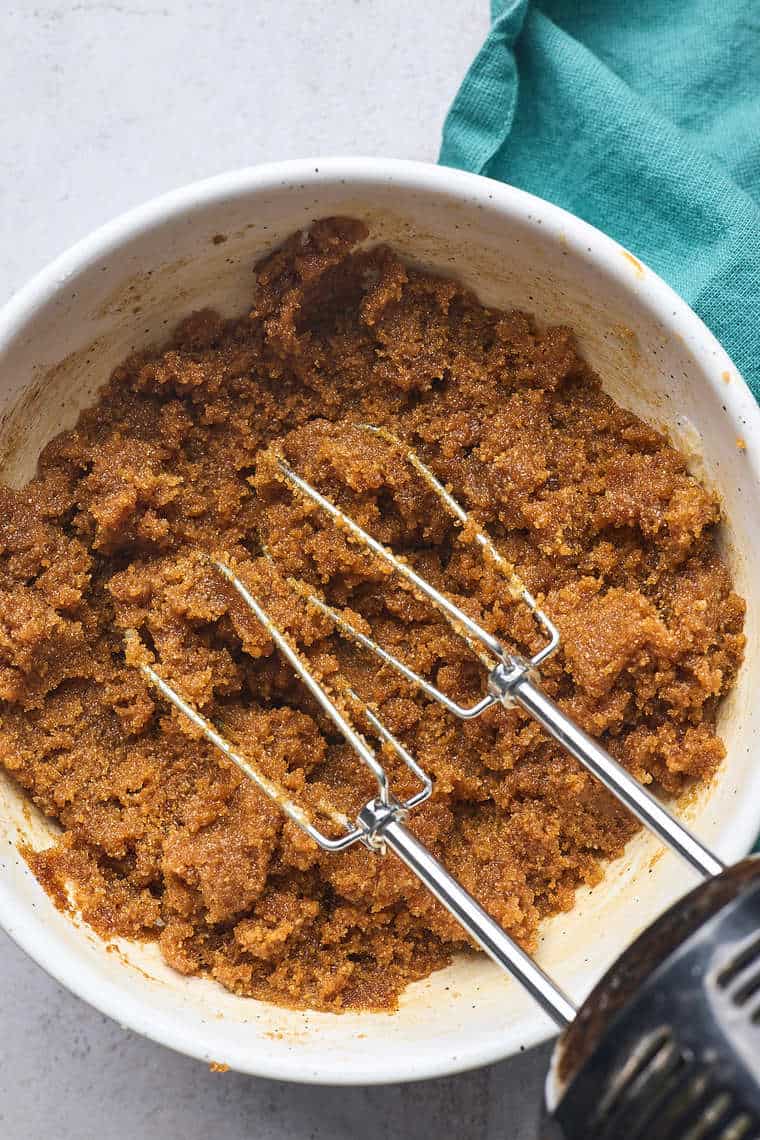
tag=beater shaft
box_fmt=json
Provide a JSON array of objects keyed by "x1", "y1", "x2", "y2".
[
  {"x1": 489, "y1": 659, "x2": 725, "y2": 880},
  {"x1": 360, "y1": 799, "x2": 577, "y2": 1027}
]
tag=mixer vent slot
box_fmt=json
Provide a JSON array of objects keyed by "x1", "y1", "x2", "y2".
[
  {"x1": 716, "y1": 935, "x2": 760, "y2": 992},
  {"x1": 589, "y1": 1028, "x2": 760, "y2": 1140},
  {"x1": 716, "y1": 934, "x2": 760, "y2": 1027}
]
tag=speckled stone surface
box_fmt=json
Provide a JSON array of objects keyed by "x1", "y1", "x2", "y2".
[{"x1": 0, "y1": 2, "x2": 553, "y2": 1135}]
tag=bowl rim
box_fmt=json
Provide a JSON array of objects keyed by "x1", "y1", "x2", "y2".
[{"x1": 1, "y1": 156, "x2": 759, "y2": 1085}]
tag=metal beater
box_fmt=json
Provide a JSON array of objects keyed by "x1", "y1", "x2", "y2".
[{"x1": 133, "y1": 426, "x2": 760, "y2": 1138}]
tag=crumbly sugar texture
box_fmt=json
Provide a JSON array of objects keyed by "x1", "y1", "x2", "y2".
[{"x1": 0, "y1": 218, "x2": 745, "y2": 1011}]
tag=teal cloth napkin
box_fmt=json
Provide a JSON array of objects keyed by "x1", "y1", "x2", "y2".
[
  {"x1": 440, "y1": 0, "x2": 760, "y2": 398},
  {"x1": 440, "y1": 1, "x2": 760, "y2": 851}
]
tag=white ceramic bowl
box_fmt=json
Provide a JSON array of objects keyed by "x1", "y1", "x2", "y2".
[{"x1": 1, "y1": 158, "x2": 759, "y2": 1085}]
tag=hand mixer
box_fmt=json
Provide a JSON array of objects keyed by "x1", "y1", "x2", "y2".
[{"x1": 133, "y1": 426, "x2": 760, "y2": 1139}]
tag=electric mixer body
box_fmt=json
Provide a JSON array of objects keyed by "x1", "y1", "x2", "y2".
[{"x1": 544, "y1": 858, "x2": 760, "y2": 1139}]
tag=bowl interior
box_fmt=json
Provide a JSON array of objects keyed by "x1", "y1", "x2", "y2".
[{"x1": 1, "y1": 161, "x2": 759, "y2": 1083}]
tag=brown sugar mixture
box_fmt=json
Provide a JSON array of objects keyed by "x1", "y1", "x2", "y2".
[{"x1": 0, "y1": 218, "x2": 745, "y2": 1011}]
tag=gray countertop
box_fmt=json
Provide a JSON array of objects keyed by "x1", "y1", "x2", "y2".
[{"x1": 0, "y1": 3, "x2": 551, "y2": 1135}]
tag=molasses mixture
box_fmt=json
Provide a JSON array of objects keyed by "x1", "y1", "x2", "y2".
[{"x1": 0, "y1": 218, "x2": 744, "y2": 1010}]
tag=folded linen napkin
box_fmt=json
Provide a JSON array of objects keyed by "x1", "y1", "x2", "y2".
[{"x1": 440, "y1": 0, "x2": 760, "y2": 396}]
